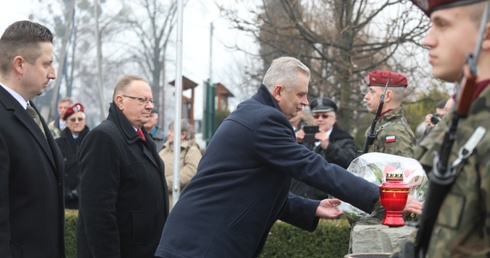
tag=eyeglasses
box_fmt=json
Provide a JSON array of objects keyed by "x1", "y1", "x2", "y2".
[
  {"x1": 122, "y1": 95, "x2": 154, "y2": 105},
  {"x1": 69, "y1": 117, "x2": 84, "y2": 122},
  {"x1": 313, "y1": 114, "x2": 333, "y2": 119}
]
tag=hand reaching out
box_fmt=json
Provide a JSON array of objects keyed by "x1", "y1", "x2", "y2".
[
  {"x1": 403, "y1": 194, "x2": 423, "y2": 215},
  {"x1": 316, "y1": 198, "x2": 343, "y2": 219}
]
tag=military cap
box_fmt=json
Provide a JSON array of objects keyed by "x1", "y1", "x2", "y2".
[
  {"x1": 309, "y1": 97, "x2": 337, "y2": 113},
  {"x1": 411, "y1": 0, "x2": 487, "y2": 16},
  {"x1": 63, "y1": 102, "x2": 84, "y2": 120},
  {"x1": 364, "y1": 70, "x2": 408, "y2": 88}
]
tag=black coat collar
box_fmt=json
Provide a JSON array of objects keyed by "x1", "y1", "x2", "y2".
[{"x1": 107, "y1": 102, "x2": 143, "y2": 143}]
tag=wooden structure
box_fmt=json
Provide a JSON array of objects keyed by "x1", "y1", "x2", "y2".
[
  {"x1": 216, "y1": 83, "x2": 234, "y2": 111},
  {"x1": 169, "y1": 76, "x2": 198, "y2": 125}
]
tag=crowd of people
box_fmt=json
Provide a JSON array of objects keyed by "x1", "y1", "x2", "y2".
[{"x1": 1, "y1": 0, "x2": 489, "y2": 256}]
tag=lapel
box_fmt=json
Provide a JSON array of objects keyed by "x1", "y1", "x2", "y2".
[{"x1": 0, "y1": 87, "x2": 57, "y2": 169}]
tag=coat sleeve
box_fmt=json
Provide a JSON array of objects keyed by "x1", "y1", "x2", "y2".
[
  {"x1": 317, "y1": 137, "x2": 358, "y2": 169},
  {"x1": 279, "y1": 193, "x2": 320, "y2": 231},
  {"x1": 253, "y1": 114, "x2": 379, "y2": 214},
  {"x1": 78, "y1": 128, "x2": 122, "y2": 257}
]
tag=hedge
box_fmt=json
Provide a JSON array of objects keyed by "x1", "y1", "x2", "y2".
[{"x1": 65, "y1": 211, "x2": 351, "y2": 258}]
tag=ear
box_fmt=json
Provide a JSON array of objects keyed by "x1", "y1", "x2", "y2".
[
  {"x1": 272, "y1": 85, "x2": 284, "y2": 102},
  {"x1": 181, "y1": 131, "x2": 187, "y2": 140},
  {"x1": 483, "y1": 23, "x2": 490, "y2": 50},
  {"x1": 12, "y1": 56, "x2": 24, "y2": 75},
  {"x1": 115, "y1": 95, "x2": 125, "y2": 110},
  {"x1": 383, "y1": 89, "x2": 393, "y2": 103}
]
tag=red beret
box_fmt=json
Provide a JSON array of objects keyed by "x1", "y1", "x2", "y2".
[
  {"x1": 63, "y1": 103, "x2": 84, "y2": 120},
  {"x1": 364, "y1": 70, "x2": 408, "y2": 88},
  {"x1": 411, "y1": 0, "x2": 486, "y2": 16}
]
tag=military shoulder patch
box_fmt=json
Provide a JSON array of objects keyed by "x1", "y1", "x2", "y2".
[{"x1": 385, "y1": 135, "x2": 396, "y2": 143}]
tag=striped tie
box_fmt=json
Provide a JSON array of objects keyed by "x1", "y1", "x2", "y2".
[{"x1": 26, "y1": 104, "x2": 46, "y2": 137}]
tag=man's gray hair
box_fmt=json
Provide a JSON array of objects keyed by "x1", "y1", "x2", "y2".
[{"x1": 262, "y1": 57, "x2": 310, "y2": 91}]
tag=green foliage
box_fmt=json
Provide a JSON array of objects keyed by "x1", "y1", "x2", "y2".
[
  {"x1": 260, "y1": 219, "x2": 351, "y2": 258},
  {"x1": 65, "y1": 210, "x2": 78, "y2": 258},
  {"x1": 403, "y1": 85, "x2": 450, "y2": 137},
  {"x1": 64, "y1": 211, "x2": 350, "y2": 258},
  {"x1": 216, "y1": 109, "x2": 231, "y2": 129}
]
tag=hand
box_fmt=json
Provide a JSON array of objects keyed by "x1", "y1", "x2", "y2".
[
  {"x1": 402, "y1": 195, "x2": 423, "y2": 215},
  {"x1": 315, "y1": 130, "x2": 329, "y2": 150},
  {"x1": 425, "y1": 114, "x2": 436, "y2": 128},
  {"x1": 315, "y1": 198, "x2": 343, "y2": 219},
  {"x1": 295, "y1": 128, "x2": 305, "y2": 143}
]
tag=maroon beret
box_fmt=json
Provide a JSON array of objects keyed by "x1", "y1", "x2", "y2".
[
  {"x1": 411, "y1": 0, "x2": 486, "y2": 16},
  {"x1": 364, "y1": 70, "x2": 408, "y2": 88},
  {"x1": 63, "y1": 103, "x2": 84, "y2": 120}
]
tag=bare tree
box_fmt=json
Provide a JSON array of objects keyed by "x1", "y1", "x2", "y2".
[
  {"x1": 223, "y1": 0, "x2": 430, "y2": 132},
  {"x1": 120, "y1": 0, "x2": 183, "y2": 126},
  {"x1": 29, "y1": 0, "x2": 136, "y2": 125}
]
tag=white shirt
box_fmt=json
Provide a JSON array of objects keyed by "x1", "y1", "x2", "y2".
[{"x1": 0, "y1": 83, "x2": 29, "y2": 109}]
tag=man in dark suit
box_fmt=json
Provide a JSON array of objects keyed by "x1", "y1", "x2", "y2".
[
  {"x1": 0, "y1": 21, "x2": 65, "y2": 258},
  {"x1": 155, "y1": 57, "x2": 422, "y2": 257},
  {"x1": 76, "y1": 75, "x2": 168, "y2": 258}
]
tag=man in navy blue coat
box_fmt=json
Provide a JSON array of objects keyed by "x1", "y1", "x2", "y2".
[{"x1": 155, "y1": 57, "x2": 421, "y2": 257}]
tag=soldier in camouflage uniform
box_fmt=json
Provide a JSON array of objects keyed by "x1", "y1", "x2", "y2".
[
  {"x1": 393, "y1": 0, "x2": 490, "y2": 257},
  {"x1": 363, "y1": 70, "x2": 416, "y2": 158},
  {"x1": 47, "y1": 97, "x2": 72, "y2": 139}
]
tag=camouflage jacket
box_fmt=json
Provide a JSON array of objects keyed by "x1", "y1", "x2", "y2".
[
  {"x1": 48, "y1": 119, "x2": 61, "y2": 139},
  {"x1": 411, "y1": 85, "x2": 490, "y2": 257},
  {"x1": 365, "y1": 106, "x2": 415, "y2": 158}
]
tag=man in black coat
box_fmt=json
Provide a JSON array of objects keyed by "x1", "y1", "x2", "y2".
[
  {"x1": 292, "y1": 97, "x2": 359, "y2": 199},
  {"x1": 55, "y1": 102, "x2": 90, "y2": 209},
  {"x1": 76, "y1": 75, "x2": 169, "y2": 258},
  {"x1": 155, "y1": 57, "x2": 422, "y2": 258},
  {"x1": 0, "y1": 21, "x2": 65, "y2": 258}
]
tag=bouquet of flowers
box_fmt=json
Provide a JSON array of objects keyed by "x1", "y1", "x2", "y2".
[{"x1": 337, "y1": 152, "x2": 428, "y2": 222}]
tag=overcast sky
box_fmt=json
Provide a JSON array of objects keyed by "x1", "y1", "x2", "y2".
[{"x1": 0, "y1": 0, "x2": 253, "y2": 122}]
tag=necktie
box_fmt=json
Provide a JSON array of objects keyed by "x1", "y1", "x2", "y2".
[
  {"x1": 26, "y1": 104, "x2": 46, "y2": 137},
  {"x1": 137, "y1": 128, "x2": 146, "y2": 141}
]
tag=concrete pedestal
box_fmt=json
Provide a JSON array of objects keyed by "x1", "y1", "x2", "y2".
[{"x1": 348, "y1": 217, "x2": 416, "y2": 255}]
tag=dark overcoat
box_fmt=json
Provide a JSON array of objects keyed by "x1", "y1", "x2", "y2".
[
  {"x1": 0, "y1": 86, "x2": 65, "y2": 258},
  {"x1": 291, "y1": 123, "x2": 359, "y2": 199},
  {"x1": 76, "y1": 102, "x2": 168, "y2": 258},
  {"x1": 155, "y1": 84, "x2": 379, "y2": 258},
  {"x1": 55, "y1": 126, "x2": 90, "y2": 209}
]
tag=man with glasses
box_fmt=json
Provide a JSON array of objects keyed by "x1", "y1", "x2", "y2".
[
  {"x1": 363, "y1": 70, "x2": 416, "y2": 158},
  {"x1": 292, "y1": 97, "x2": 358, "y2": 199},
  {"x1": 77, "y1": 75, "x2": 168, "y2": 258},
  {"x1": 55, "y1": 102, "x2": 89, "y2": 209}
]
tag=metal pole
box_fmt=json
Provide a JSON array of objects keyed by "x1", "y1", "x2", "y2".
[
  {"x1": 172, "y1": 0, "x2": 184, "y2": 207},
  {"x1": 94, "y1": 0, "x2": 106, "y2": 121},
  {"x1": 49, "y1": 0, "x2": 75, "y2": 122}
]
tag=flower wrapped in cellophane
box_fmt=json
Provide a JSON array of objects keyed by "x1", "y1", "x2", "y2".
[{"x1": 337, "y1": 152, "x2": 428, "y2": 222}]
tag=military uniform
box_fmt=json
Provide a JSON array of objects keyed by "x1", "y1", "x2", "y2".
[
  {"x1": 48, "y1": 119, "x2": 62, "y2": 139},
  {"x1": 365, "y1": 106, "x2": 416, "y2": 158},
  {"x1": 408, "y1": 83, "x2": 490, "y2": 257},
  {"x1": 393, "y1": 0, "x2": 490, "y2": 256}
]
